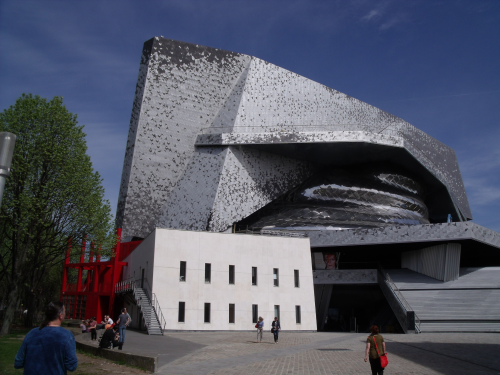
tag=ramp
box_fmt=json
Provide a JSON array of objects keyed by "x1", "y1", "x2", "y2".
[{"x1": 387, "y1": 268, "x2": 500, "y2": 332}]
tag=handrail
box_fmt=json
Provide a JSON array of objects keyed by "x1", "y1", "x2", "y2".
[
  {"x1": 379, "y1": 266, "x2": 413, "y2": 311},
  {"x1": 114, "y1": 277, "x2": 164, "y2": 335},
  {"x1": 151, "y1": 293, "x2": 166, "y2": 333},
  {"x1": 377, "y1": 265, "x2": 421, "y2": 334}
]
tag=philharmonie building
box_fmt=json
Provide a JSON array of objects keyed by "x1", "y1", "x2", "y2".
[{"x1": 62, "y1": 37, "x2": 500, "y2": 335}]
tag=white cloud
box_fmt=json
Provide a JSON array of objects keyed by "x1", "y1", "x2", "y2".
[{"x1": 361, "y1": 9, "x2": 382, "y2": 21}]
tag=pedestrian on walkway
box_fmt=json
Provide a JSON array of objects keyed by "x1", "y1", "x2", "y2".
[
  {"x1": 271, "y1": 316, "x2": 281, "y2": 344},
  {"x1": 364, "y1": 325, "x2": 386, "y2": 375},
  {"x1": 116, "y1": 308, "x2": 131, "y2": 343},
  {"x1": 14, "y1": 301, "x2": 78, "y2": 374},
  {"x1": 256, "y1": 316, "x2": 264, "y2": 342}
]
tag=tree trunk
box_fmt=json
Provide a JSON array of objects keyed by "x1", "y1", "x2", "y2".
[
  {"x1": 24, "y1": 290, "x2": 36, "y2": 328},
  {"x1": 0, "y1": 282, "x2": 20, "y2": 336}
]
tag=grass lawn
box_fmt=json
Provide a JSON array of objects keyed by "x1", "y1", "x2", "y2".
[
  {"x1": 0, "y1": 327, "x2": 148, "y2": 374},
  {"x1": 0, "y1": 328, "x2": 30, "y2": 374}
]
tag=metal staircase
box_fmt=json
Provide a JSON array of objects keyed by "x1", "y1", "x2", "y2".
[{"x1": 115, "y1": 278, "x2": 166, "y2": 335}]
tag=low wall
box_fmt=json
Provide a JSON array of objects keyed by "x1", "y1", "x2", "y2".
[
  {"x1": 313, "y1": 269, "x2": 377, "y2": 284},
  {"x1": 74, "y1": 333, "x2": 157, "y2": 373}
]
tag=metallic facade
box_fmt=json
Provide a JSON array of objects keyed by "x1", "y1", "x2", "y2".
[
  {"x1": 117, "y1": 37, "x2": 471, "y2": 240},
  {"x1": 244, "y1": 164, "x2": 430, "y2": 231}
]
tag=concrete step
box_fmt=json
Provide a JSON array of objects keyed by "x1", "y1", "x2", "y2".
[
  {"x1": 420, "y1": 322, "x2": 500, "y2": 332},
  {"x1": 385, "y1": 268, "x2": 500, "y2": 333}
]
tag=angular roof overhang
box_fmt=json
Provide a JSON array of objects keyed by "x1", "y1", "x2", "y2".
[{"x1": 308, "y1": 222, "x2": 500, "y2": 250}]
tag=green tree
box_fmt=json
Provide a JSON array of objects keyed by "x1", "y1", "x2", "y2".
[{"x1": 0, "y1": 94, "x2": 114, "y2": 335}]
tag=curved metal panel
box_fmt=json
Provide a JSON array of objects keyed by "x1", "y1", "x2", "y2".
[{"x1": 246, "y1": 164, "x2": 430, "y2": 231}]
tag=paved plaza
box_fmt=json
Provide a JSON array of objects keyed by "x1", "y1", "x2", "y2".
[{"x1": 95, "y1": 329, "x2": 500, "y2": 374}]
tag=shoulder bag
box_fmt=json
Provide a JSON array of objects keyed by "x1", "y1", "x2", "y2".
[{"x1": 372, "y1": 335, "x2": 388, "y2": 368}]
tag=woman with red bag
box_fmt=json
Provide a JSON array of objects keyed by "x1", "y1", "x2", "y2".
[{"x1": 364, "y1": 325, "x2": 388, "y2": 375}]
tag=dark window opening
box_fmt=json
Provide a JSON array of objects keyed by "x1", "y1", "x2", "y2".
[
  {"x1": 252, "y1": 304, "x2": 258, "y2": 323},
  {"x1": 252, "y1": 267, "x2": 257, "y2": 285},
  {"x1": 178, "y1": 302, "x2": 185, "y2": 322},
  {"x1": 180, "y1": 261, "x2": 186, "y2": 282},
  {"x1": 273, "y1": 268, "x2": 279, "y2": 287},
  {"x1": 204, "y1": 303, "x2": 210, "y2": 323},
  {"x1": 229, "y1": 303, "x2": 235, "y2": 323},
  {"x1": 205, "y1": 263, "x2": 211, "y2": 283},
  {"x1": 294, "y1": 269, "x2": 300, "y2": 288},
  {"x1": 229, "y1": 265, "x2": 235, "y2": 284}
]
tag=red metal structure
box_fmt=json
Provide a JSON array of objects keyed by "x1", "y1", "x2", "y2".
[{"x1": 60, "y1": 228, "x2": 142, "y2": 320}]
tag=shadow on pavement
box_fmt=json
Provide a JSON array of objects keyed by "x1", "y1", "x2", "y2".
[{"x1": 389, "y1": 341, "x2": 500, "y2": 374}]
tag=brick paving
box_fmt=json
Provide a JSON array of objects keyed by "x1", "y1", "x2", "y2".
[{"x1": 156, "y1": 331, "x2": 500, "y2": 375}]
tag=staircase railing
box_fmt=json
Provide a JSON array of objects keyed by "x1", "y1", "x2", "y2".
[
  {"x1": 115, "y1": 277, "x2": 166, "y2": 334},
  {"x1": 377, "y1": 265, "x2": 421, "y2": 334},
  {"x1": 151, "y1": 293, "x2": 166, "y2": 333}
]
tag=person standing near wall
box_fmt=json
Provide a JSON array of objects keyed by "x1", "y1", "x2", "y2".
[
  {"x1": 14, "y1": 301, "x2": 78, "y2": 374},
  {"x1": 88, "y1": 318, "x2": 97, "y2": 341},
  {"x1": 271, "y1": 316, "x2": 281, "y2": 344},
  {"x1": 116, "y1": 308, "x2": 131, "y2": 343},
  {"x1": 256, "y1": 316, "x2": 264, "y2": 343}
]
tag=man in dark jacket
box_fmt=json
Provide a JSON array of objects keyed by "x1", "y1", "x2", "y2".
[
  {"x1": 271, "y1": 317, "x2": 281, "y2": 344},
  {"x1": 99, "y1": 325, "x2": 123, "y2": 350}
]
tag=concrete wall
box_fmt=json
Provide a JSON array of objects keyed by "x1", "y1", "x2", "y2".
[
  {"x1": 402, "y1": 243, "x2": 461, "y2": 281},
  {"x1": 123, "y1": 228, "x2": 317, "y2": 331},
  {"x1": 313, "y1": 270, "x2": 377, "y2": 284}
]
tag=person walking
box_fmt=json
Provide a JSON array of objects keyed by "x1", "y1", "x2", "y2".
[
  {"x1": 271, "y1": 316, "x2": 281, "y2": 344},
  {"x1": 116, "y1": 308, "x2": 131, "y2": 343},
  {"x1": 256, "y1": 316, "x2": 264, "y2": 342},
  {"x1": 364, "y1": 325, "x2": 386, "y2": 375},
  {"x1": 14, "y1": 301, "x2": 78, "y2": 374}
]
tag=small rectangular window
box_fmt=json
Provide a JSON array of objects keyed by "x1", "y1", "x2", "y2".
[
  {"x1": 274, "y1": 305, "x2": 280, "y2": 321},
  {"x1": 205, "y1": 263, "x2": 211, "y2": 283},
  {"x1": 273, "y1": 268, "x2": 279, "y2": 287},
  {"x1": 204, "y1": 303, "x2": 210, "y2": 323},
  {"x1": 180, "y1": 261, "x2": 186, "y2": 282},
  {"x1": 178, "y1": 302, "x2": 185, "y2": 323},
  {"x1": 295, "y1": 305, "x2": 301, "y2": 324},
  {"x1": 229, "y1": 265, "x2": 235, "y2": 284},
  {"x1": 229, "y1": 303, "x2": 235, "y2": 323},
  {"x1": 252, "y1": 267, "x2": 257, "y2": 285},
  {"x1": 294, "y1": 269, "x2": 300, "y2": 288},
  {"x1": 252, "y1": 304, "x2": 258, "y2": 323}
]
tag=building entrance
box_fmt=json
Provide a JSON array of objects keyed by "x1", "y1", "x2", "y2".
[{"x1": 319, "y1": 284, "x2": 403, "y2": 333}]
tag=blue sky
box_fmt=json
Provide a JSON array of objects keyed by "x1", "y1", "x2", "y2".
[{"x1": 1, "y1": 0, "x2": 499, "y2": 231}]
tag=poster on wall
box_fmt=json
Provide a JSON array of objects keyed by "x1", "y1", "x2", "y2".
[
  {"x1": 324, "y1": 253, "x2": 337, "y2": 269},
  {"x1": 313, "y1": 252, "x2": 341, "y2": 269}
]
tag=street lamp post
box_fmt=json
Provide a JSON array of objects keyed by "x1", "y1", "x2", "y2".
[{"x1": 0, "y1": 132, "x2": 17, "y2": 210}]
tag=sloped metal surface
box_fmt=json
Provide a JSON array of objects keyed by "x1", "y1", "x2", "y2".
[{"x1": 117, "y1": 37, "x2": 471, "y2": 239}]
